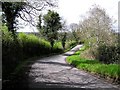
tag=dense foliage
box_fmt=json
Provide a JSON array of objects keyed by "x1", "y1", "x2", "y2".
[
  {"x1": 37, "y1": 10, "x2": 62, "y2": 47},
  {"x1": 96, "y1": 45, "x2": 120, "y2": 64},
  {"x1": 2, "y1": 2, "x2": 25, "y2": 34},
  {"x1": 2, "y1": 26, "x2": 63, "y2": 81}
]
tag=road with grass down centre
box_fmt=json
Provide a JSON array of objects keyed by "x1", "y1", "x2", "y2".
[{"x1": 27, "y1": 45, "x2": 120, "y2": 89}]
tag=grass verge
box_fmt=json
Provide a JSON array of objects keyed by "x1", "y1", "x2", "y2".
[{"x1": 66, "y1": 46, "x2": 120, "y2": 84}]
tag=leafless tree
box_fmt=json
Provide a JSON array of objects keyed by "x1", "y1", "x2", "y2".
[
  {"x1": 78, "y1": 5, "x2": 116, "y2": 47},
  {"x1": 19, "y1": 0, "x2": 58, "y2": 26}
]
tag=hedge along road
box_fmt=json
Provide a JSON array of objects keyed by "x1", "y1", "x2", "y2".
[{"x1": 27, "y1": 45, "x2": 119, "y2": 89}]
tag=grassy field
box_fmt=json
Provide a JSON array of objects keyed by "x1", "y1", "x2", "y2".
[{"x1": 66, "y1": 46, "x2": 120, "y2": 83}]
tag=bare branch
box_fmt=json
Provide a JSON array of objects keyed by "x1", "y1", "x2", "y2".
[{"x1": 18, "y1": 0, "x2": 58, "y2": 26}]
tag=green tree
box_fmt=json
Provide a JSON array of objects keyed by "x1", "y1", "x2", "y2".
[
  {"x1": 2, "y1": 2, "x2": 25, "y2": 35},
  {"x1": 2, "y1": 0, "x2": 57, "y2": 35},
  {"x1": 40, "y1": 10, "x2": 62, "y2": 47}
]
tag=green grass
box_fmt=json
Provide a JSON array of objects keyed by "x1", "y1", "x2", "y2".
[{"x1": 66, "y1": 45, "x2": 120, "y2": 83}]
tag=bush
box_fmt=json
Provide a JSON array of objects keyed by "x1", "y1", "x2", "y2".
[
  {"x1": 65, "y1": 40, "x2": 77, "y2": 49},
  {"x1": 53, "y1": 41, "x2": 62, "y2": 49},
  {"x1": 96, "y1": 45, "x2": 120, "y2": 64},
  {"x1": 18, "y1": 33, "x2": 52, "y2": 56},
  {"x1": 52, "y1": 41, "x2": 63, "y2": 53},
  {"x1": 2, "y1": 27, "x2": 23, "y2": 79}
]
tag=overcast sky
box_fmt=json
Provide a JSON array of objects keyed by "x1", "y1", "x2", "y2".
[
  {"x1": 18, "y1": 0, "x2": 119, "y2": 32},
  {"x1": 57, "y1": 0, "x2": 119, "y2": 24}
]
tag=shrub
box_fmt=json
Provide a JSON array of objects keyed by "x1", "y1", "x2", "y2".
[
  {"x1": 2, "y1": 27, "x2": 23, "y2": 79},
  {"x1": 65, "y1": 40, "x2": 77, "y2": 49},
  {"x1": 53, "y1": 41, "x2": 62, "y2": 49},
  {"x1": 18, "y1": 33, "x2": 52, "y2": 56},
  {"x1": 51, "y1": 41, "x2": 63, "y2": 53},
  {"x1": 96, "y1": 45, "x2": 120, "y2": 64}
]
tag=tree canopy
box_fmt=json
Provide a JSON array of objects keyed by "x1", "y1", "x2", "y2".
[
  {"x1": 38, "y1": 10, "x2": 62, "y2": 47},
  {"x1": 2, "y1": 2, "x2": 25, "y2": 34},
  {"x1": 2, "y1": 0, "x2": 57, "y2": 35}
]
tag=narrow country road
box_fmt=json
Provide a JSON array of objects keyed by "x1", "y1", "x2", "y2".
[{"x1": 27, "y1": 45, "x2": 119, "y2": 89}]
